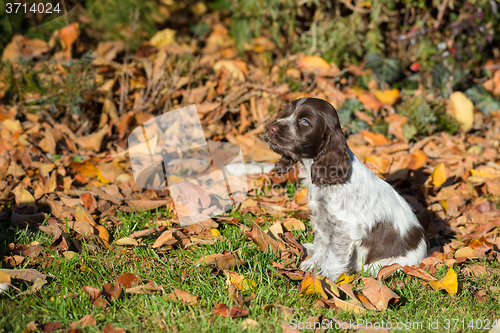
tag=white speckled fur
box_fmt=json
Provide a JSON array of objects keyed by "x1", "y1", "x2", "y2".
[{"x1": 299, "y1": 148, "x2": 428, "y2": 280}]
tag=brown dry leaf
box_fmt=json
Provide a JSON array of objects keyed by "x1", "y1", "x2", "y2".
[
  {"x1": 152, "y1": 230, "x2": 175, "y2": 248},
  {"x1": 213, "y1": 60, "x2": 245, "y2": 81},
  {"x1": 125, "y1": 282, "x2": 163, "y2": 294},
  {"x1": 128, "y1": 199, "x2": 170, "y2": 211},
  {"x1": 376, "y1": 263, "x2": 403, "y2": 280},
  {"x1": 454, "y1": 246, "x2": 489, "y2": 259},
  {"x1": 76, "y1": 125, "x2": 108, "y2": 152},
  {"x1": 431, "y1": 163, "x2": 447, "y2": 187},
  {"x1": 101, "y1": 282, "x2": 122, "y2": 302},
  {"x1": 408, "y1": 150, "x2": 427, "y2": 170},
  {"x1": 115, "y1": 237, "x2": 139, "y2": 247},
  {"x1": 426, "y1": 268, "x2": 458, "y2": 294},
  {"x1": 280, "y1": 218, "x2": 306, "y2": 232},
  {"x1": 403, "y1": 266, "x2": 437, "y2": 281},
  {"x1": 275, "y1": 266, "x2": 307, "y2": 281},
  {"x1": 167, "y1": 288, "x2": 198, "y2": 305},
  {"x1": 2, "y1": 35, "x2": 49, "y2": 62},
  {"x1": 358, "y1": 92, "x2": 383, "y2": 111},
  {"x1": 470, "y1": 265, "x2": 488, "y2": 277},
  {"x1": 69, "y1": 315, "x2": 96, "y2": 329},
  {"x1": 212, "y1": 303, "x2": 249, "y2": 318},
  {"x1": 263, "y1": 304, "x2": 295, "y2": 320},
  {"x1": 244, "y1": 222, "x2": 286, "y2": 254},
  {"x1": 102, "y1": 323, "x2": 126, "y2": 333},
  {"x1": 0, "y1": 268, "x2": 51, "y2": 283},
  {"x1": 385, "y1": 113, "x2": 408, "y2": 142},
  {"x1": 116, "y1": 273, "x2": 141, "y2": 288},
  {"x1": 361, "y1": 277, "x2": 400, "y2": 310},
  {"x1": 69, "y1": 221, "x2": 95, "y2": 236},
  {"x1": 75, "y1": 204, "x2": 95, "y2": 226}
]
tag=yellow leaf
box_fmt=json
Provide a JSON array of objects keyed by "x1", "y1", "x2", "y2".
[
  {"x1": 470, "y1": 169, "x2": 496, "y2": 179},
  {"x1": 298, "y1": 274, "x2": 339, "y2": 299},
  {"x1": 297, "y1": 56, "x2": 330, "y2": 70},
  {"x1": 450, "y1": 92, "x2": 474, "y2": 131},
  {"x1": 427, "y1": 268, "x2": 458, "y2": 295},
  {"x1": 150, "y1": 28, "x2": 177, "y2": 47},
  {"x1": 210, "y1": 228, "x2": 221, "y2": 236},
  {"x1": 431, "y1": 163, "x2": 446, "y2": 187},
  {"x1": 12, "y1": 185, "x2": 35, "y2": 206},
  {"x1": 224, "y1": 270, "x2": 255, "y2": 292},
  {"x1": 374, "y1": 89, "x2": 400, "y2": 105},
  {"x1": 336, "y1": 273, "x2": 354, "y2": 286},
  {"x1": 299, "y1": 275, "x2": 328, "y2": 299}
]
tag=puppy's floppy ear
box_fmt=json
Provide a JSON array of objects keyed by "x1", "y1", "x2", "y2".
[
  {"x1": 311, "y1": 128, "x2": 351, "y2": 185},
  {"x1": 272, "y1": 156, "x2": 296, "y2": 175}
]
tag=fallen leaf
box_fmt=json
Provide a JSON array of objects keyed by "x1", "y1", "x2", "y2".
[
  {"x1": 298, "y1": 274, "x2": 339, "y2": 299},
  {"x1": 450, "y1": 91, "x2": 474, "y2": 131},
  {"x1": 263, "y1": 304, "x2": 295, "y2": 320},
  {"x1": 244, "y1": 223, "x2": 286, "y2": 254},
  {"x1": 167, "y1": 288, "x2": 198, "y2": 305},
  {"x1": 361, "y1": 130, "x2": 389, "y2": 146},
  {"x1": 150, "y1": 28, "x2": 177, "y2": 47},
  {"x1": 374, "y1": 89, "x2": 400, "y2": 105},
  {"x1": 361, "y1": 277, "x2": 400, "y2": 310},
  {"x1": 70, "y1": 315, "x2": 96, "y2": 329},
  {"x1": 212, "y1": 303, "x2": 249, "y2": 318},
  {"x1": 408, "y1": 150, "x2": 427, "y2": 170},
  {"x1": 297, "y1": 56, "x2": 330, "y2": 70},
  {"x1": 336, "y1": 273, "x2": 355, "y2": 286},
  {"x1": 377, "y1": 263, "x2": 403, "y2": 280},
  {"x1": 431, "y1": 163, "x2": 447, "y2": 187},
  {"x1": 116, "y1": 273, "x2": 141, "y2": 288},
  {"x1": 115, "y1": 237, "x2": 139, "y2": 247},
  {"x1": 426, "y1": 268, "x2": 458, "y2": 294}
]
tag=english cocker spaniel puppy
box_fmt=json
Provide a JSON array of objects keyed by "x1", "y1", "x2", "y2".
[{"x1": 265, "y1": 97, "x2": 428, "y2": 280}]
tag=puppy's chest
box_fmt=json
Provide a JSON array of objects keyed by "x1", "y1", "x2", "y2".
[{"x1": 307, "y1": 185, "x2": 346, "y2": 235}]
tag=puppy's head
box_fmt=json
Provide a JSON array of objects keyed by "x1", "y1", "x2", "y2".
[{"x1": 265, "y1": 97, "x2": 351, "y2": 185}]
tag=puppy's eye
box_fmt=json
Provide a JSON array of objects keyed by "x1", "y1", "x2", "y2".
[{"x1": 299, "y1": 118, "x2": 310, "y2": 126}]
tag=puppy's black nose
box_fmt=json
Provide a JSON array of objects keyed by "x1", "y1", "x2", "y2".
[{"x1": 268, "y1": 124, "x2": 279, "y2": 134}]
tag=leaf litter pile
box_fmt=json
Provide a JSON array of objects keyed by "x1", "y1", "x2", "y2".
[{"x1": 1, "y1": 19, "x2": 500, "y2": 333}]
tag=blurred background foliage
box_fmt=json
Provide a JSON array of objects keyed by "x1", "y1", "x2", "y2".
[{"x1": 1, "y1": 0, "x2": 498, "y2": 69}]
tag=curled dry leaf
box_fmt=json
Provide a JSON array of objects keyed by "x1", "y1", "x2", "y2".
[
  {"x1": 115, "y1": 237, "x2": 138, "y2": 247},
  {"x1": 212, "y1": 303, "x2": 249, "y2": 318},
  {"x1": 377, "y1": 263, "x2": 403, "y2": 280},
  {"x1": 167, "y1": 288, "x2": 198, "y2": 305},
  {"x1": 223, "y1": 270, "x2": 256, "y2": 293},
  {"x1": 361, "y1": 277, "x2": 401, "y2": 310},
  {"x1": 244, "y1": 222, "x2": 286, "y2": 255}
]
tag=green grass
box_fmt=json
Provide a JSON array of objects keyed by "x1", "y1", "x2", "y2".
[{"x1": 1, "y1": 208, "x2": 499, "y2": 332}]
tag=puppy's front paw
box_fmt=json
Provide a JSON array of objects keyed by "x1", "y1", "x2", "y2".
[{"x1": 300, "y1": 257, "x2": 318, "y2": 272}]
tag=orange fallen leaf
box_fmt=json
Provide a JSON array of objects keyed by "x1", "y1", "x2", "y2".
[
  {"x1": 385, "y1": 113, "x2": 408, "y2": 143},
  {"x1": 297, "y1": 56, "x2": 330, "y2": 70},
  {"x1": 360, "y1": 130, "x2": 389, "y2": 146},
  {"x1": 364, "y1": 155, "x2": 391, "y2": 174},
  {"x1": 408, "y1": 150, "x2": 427, "y2": 170},
  {"x1": 212, "y1": 303, "x2": 249, "y2": 318},
  {"x1": 357, "y1": 92, "x2": 383, "y2": 111}
]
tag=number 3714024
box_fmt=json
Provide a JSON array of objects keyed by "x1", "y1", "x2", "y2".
[{"x1": 6, "y1": 2, "x2": 61, "y2": 14}]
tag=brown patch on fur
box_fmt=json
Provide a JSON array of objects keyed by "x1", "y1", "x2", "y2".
[{"x1": 362, "y1": 222, "x2": 426, "y2": 265}]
